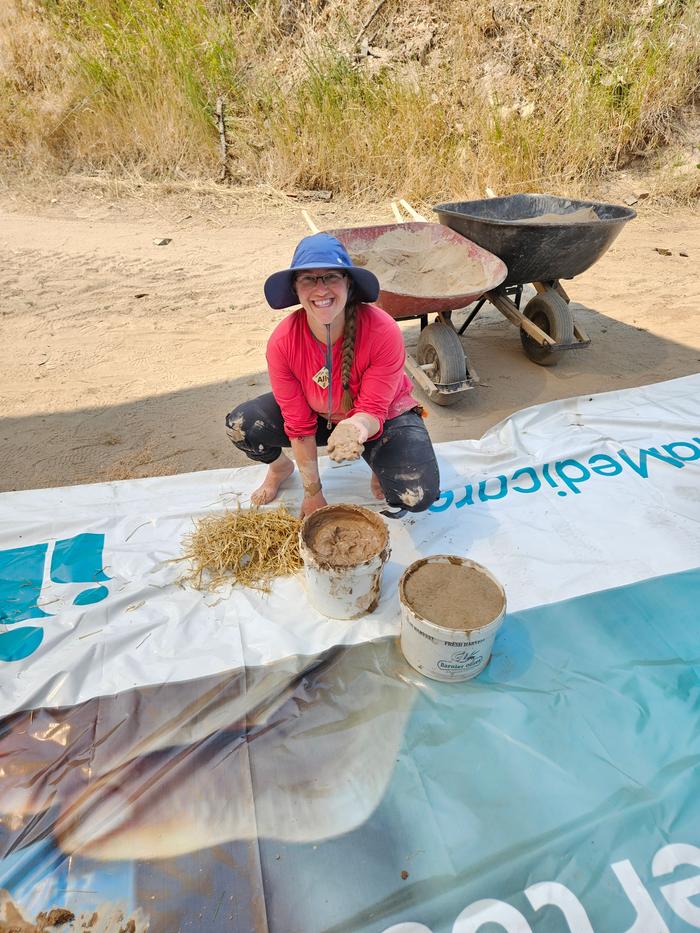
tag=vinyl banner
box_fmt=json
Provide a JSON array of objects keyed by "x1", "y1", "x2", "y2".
[{"x1": 1, "y1": 375, "x2": 700, "y2": 931}]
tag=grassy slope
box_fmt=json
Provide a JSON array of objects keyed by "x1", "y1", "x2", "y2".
[{"x1": 0, "y1": 0, "x2": 698, "y2": 200}]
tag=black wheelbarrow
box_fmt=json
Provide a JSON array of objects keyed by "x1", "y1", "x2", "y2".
[{"x1": 433, "y1": 194, "x2": 637, "y2": 365}]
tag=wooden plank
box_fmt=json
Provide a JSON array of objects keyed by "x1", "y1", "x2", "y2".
[
  {"x1": 487, "y1": 290, "x2": 556, "y2": 346},
  {"x1": 573, "y1": 321, "x2": 590, "y2": 343},
  {"x1": 556, "y1": 281, "x2": 571, "y2": 303},
  {"x1": 404, "y1": 354, "x2": 440, "y2": 400},
  {"x1": 404, "y1": 354, "x2": 474, "y2": 400},
  {"x1": 301, "y1": 210, "x2": 320, "y2": 234},
  {"x1": 533, "y1": 280, "x2": 571, "y2": 303},
  {"x1": 398, "y1": 199, "x2": 428, "y2": 222}
]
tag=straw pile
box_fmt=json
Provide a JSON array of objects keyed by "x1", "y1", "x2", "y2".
[{"x1": 181, "y1": 506, "x2": 302, "y2": 592}]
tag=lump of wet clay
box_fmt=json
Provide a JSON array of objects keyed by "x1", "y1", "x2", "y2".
[
  {"x1": 328, "y1": 421, "x2": 364, "y2": 462},
  {"x1": 306, "y1": 512, "x2": 385, "y2": 566}
]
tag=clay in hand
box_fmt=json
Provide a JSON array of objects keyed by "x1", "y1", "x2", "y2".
[{"x1": 327, "y1": 420, "x2": 364, "y2": 462}]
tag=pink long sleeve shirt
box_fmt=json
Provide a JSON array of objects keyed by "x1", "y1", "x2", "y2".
[{"x1": 266, "y1": 303, "x2": 418, "y2": 440}]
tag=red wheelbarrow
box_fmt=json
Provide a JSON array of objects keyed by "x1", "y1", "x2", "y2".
[{"x1": 326, "y1": 222, "x2": 507, "y2": 406}]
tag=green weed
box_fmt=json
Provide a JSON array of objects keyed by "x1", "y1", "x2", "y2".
[{"x1": 0, "y1": 0, "x2": 697, "y2": 197}]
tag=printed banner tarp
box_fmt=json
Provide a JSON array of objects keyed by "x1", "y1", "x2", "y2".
[{"x1": 1, "y1": 374, "x2": 700, "y2": 931}]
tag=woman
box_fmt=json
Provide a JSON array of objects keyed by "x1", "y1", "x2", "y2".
[{"x1": 226, "y1": 233, "x2": 440, "y2": 517}]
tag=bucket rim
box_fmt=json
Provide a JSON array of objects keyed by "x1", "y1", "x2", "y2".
[
  {"x1": 299, "y1": 503, "x2": 389, "y2": 570},
  {"x1": 399, "y1": 554, "x2": 506, "y2": 634}
]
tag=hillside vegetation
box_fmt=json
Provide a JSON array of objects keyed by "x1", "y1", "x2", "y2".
[{"x1": 1, "y1": 0, "x2": 698, "y2": 200}]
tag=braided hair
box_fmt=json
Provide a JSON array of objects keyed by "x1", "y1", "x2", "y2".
[{"x1": 340, "y1": 285, "x2": 359, "y2": 413}]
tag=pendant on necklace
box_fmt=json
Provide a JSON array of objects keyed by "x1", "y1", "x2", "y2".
[{"x1": 312, "y1": 366, "x2": 330, "y2": 389}]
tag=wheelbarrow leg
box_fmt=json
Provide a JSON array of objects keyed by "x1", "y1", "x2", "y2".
[
  {"x1": 458, "y1": 298, "x2": 486, "y2": 335},
  {"x1": 534, "y1": 280, "x2": 570, "y2": 304}
]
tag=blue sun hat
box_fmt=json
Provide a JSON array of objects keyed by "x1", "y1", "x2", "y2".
[{"x1": 264, "y1": 233, "x2": 380, "y2": 310}]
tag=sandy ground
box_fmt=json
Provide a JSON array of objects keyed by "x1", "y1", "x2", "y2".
[{"x1": 1, "y1": 181, "x2": 698, "y2": 493}]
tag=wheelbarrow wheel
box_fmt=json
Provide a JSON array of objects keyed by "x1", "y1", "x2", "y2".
[
  {"x1": 416, "y1": 322, "x2": 466, "y2": 406},
  {"x1": 520, "y1": 290, "x2": 574, "y2": 366}
]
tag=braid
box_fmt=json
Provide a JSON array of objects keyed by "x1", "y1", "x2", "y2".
[{"x1": 340, "y1": 301, "x2": 358, "y2": 413}]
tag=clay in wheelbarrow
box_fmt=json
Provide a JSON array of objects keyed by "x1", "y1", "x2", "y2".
[{"x1": 325, "y1": 222, "x2": 507, "y2": 319}]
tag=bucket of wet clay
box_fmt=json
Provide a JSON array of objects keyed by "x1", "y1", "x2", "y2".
[
  {"x1": 399, "y1": 555, "x2": 506, "y2": 682},
  {"x1": 299, "y1": 505, "x2": 390, "y2": 620}
]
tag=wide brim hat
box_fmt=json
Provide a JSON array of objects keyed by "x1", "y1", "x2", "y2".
[{"x1": 264, "y1": 232, "x2": 380, "y2": 310}]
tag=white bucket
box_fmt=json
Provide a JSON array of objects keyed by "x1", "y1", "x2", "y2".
[
  {"x1": 299, "y1": 505, "x2": 390, "y2": 620},
  {"x1": 399, "y1": 555, "x2": 507, "y2": 682}
]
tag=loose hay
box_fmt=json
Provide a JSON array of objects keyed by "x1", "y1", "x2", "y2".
[{"x1": 181, "y1": 506, "x2": 302, "y2": 592}]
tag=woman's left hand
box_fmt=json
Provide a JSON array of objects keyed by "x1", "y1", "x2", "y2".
[
  {"x1": 327, "y1": 421, "x2": 365, "y2": 462},
  {"x1": 300, "y1": 490, "x2": 328, "y2": 518}
]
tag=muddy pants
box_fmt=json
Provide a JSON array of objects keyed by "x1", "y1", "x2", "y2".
[{"x1": 226, "y1": 393, "x2": 440, "y2": 513}]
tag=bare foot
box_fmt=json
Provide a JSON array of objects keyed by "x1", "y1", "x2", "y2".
[
  {"x1": 370, "y1": 472, "x2": 385, "y2": 501},
  {"x1": 251, "y1": 456, "x2": 295, "y2": 505}
]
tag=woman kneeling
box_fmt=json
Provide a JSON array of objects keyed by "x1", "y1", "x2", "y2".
[{"x1": 226, "y1": 233, "x2": 440, "y2": 518}]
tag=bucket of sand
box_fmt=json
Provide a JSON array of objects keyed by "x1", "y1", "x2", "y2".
[
  {"x1": 399, "y1": 555, "x2": 507, "y2": 682},
  {"x1": 299, "y1": 504, "x2": 390, "y2": 620}
]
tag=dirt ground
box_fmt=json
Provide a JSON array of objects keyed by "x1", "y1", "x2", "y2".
[{"x1": 1, "y1": 180, "x2": 698, "y2": 493}]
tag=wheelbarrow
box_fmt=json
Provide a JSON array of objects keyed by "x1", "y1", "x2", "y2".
[
  {"x1": 433, "y1": 194, "x2": 637, "y2": 365},
  {"x1": 326, "y1": 222, "x2": 507, "y2": 405}
]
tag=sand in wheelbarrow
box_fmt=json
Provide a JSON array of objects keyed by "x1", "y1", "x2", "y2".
[
  {"x1": 514, "y1": 206, "x2": 599, "y2": 224},
  {"x1": 350, "y1": 225, "x2": 489, "y2": 297}
]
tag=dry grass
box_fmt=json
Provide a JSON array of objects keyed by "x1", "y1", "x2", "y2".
[
  {"x1": 181, "y1": 506, "x2": 302, "y2": 592},
  {"x1": 1, "y1": 0, "x2": 698, "y2": 199}
]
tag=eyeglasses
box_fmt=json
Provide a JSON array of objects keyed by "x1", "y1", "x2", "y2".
[{"x1": 295, "y1": 272, "x2": 347, "y2": 289}]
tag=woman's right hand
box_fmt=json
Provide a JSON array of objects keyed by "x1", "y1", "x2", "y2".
[{"x1": 300, "y1": 490, "x2": 328, "y2": 519}]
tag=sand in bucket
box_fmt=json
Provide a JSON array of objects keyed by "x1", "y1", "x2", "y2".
[
  {"x1": 299, "y1": 505, "x2": 390, "y2": 620},
  {"x1": 399, "y1": 555, "x2": 506, "y2": 681}
]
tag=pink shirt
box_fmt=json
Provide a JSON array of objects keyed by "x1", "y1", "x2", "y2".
[{"x1": 266, "y1": 303, "x2": 418, "y2": 439}]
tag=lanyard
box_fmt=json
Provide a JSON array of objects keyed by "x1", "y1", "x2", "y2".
[{"x1": 324, "y1": 323, "x2": 333, "y2": 429}]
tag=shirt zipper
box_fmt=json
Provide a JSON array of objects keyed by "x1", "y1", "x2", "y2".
[{"x1": 324, "y1": 324, "x2": 333, "y2": 429}]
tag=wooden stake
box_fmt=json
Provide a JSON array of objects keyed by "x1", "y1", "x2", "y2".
[
  {"x1": 354, "y1": 0, "x2": 389, "y2": 46},
  {"x1": 301, "y1": 209, "x2": 320, "y2": 234},
  {"x1": 399, "y1": 198, "x2": 428, "y2": 222},
  {"x1": 215, "y1": 97, "x2": 230, "y2": 182},
  {"x1": 390, "y1": 200, "x2": 403, "y2": 222}
]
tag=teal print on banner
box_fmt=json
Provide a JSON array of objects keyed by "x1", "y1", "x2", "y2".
[
  {"x1": 0, "y1": 534, "x2": 111, "y2": 662},
  {"x1": 429, "y1": 434, "x2": 700, "y2": 513}
]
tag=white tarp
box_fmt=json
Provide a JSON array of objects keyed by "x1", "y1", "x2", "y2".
[
  {"x1": 2, "y1": 375, "x2": 700, "y2": 932},
  {"x1": 2, "y1": 374, "x2": 700, "y2": 714}
]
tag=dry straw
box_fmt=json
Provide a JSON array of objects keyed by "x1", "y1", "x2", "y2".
[{"x1": 182, "y1": 506, "x2": 302, "y2": 592}]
